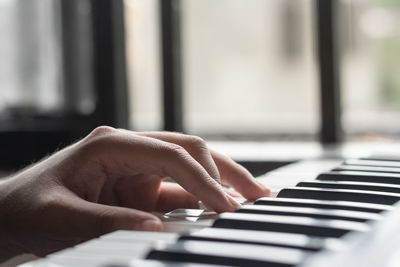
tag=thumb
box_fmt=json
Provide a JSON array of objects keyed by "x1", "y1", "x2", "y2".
[{"x1": 65, "y1": 198, "x2": 163, "y2": 238}]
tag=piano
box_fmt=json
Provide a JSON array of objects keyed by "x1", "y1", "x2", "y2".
[{"x1": 17, "y1": 153, "x2": 400, "y2": 267}]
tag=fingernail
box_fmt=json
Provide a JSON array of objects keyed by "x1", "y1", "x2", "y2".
[
  {"x1": 226, "y1": 193, "x2": 241, "y2": 210},
  {"x1": 137, "y1": 219, "x2": 163, "y2": 232}
]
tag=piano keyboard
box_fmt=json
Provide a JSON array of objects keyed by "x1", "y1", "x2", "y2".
[{"x1": 19, "y1": 156, "x2": 400, "y2": 267}]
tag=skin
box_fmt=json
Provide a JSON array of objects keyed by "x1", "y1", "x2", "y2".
[{"x1": 0, "y1": 126, "x2": 269, "y2": 262}]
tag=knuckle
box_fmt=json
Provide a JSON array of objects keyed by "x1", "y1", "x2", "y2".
[
  {"x1": 89, "y1": 126, "x2": 116, "y2": 138},
  {"x1": 165, "y1": 143, "x2": 188, "y2": 157},
  {"x1": 82, "y1": 126, "x2": 117, "y2": 148},
  {"x1": 184, "y1": 135, "x2": 208, "y2": 151},
  {"x1": 37, "y1": 193, "x2": 63, "y2": 216}
]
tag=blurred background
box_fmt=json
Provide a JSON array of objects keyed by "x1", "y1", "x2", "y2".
[{"x1": 1, "y1": 0, "x2": 400, "y2": 172}]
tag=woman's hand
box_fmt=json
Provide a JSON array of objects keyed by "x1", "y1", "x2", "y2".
[{"x1": 0, "y1": 126, "x2": 269, "y2": 261}]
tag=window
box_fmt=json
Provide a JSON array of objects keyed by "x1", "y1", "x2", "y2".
[
  {"x1": 182, "y1": 0, "x2": 318, "y2": 139},
  {"x1": 2, "y1": 0, "x2": 400, "y2": 168},
  {"x1": 125, "y1": 0, "x2": 320, "y2": 140},
  {"x1": 0, "y1": 0, "x2": 63, "y2": 115},
  {"x1": 339, "y1": 0, "x2": 400, "y2": 140},
  {"x1": 124, "y1": 0, "x2": 162, "y2": 131}
]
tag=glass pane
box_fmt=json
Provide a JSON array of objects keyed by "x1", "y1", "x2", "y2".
[
  {"x1": 340, "y1": 0, "x2": 400, "y2": 140},
  {"x1": 124, "y1": 0, "x2": 162, "y2": 131},
  {"x1": 182, "y1": 0, "x2": 319, "y2": 138},
  {"x1": 0, "y1": 0, "x2": 63, "y2": 116}
]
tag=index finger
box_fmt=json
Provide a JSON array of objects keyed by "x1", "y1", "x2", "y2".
[{"x1": 211, "y1": 149, "x2": 270, "y2": 201}]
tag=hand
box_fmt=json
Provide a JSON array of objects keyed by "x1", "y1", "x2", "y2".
[{"x1": 0, "y1": 126, "x2": 269, "y2": 260}]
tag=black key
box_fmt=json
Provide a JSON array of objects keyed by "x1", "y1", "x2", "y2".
[
  {"x1": 254, "y1": 197, "x2": 392, "y2": 213},
  {"x1": 317, "y1": 171, "x2": 400, "y2": 185},
  {"x1": 344, "y1": 159, "x2": 400, "y2": 168},
  {"x1": 147, "y1": 240, "x2": 311, "y2": 267},
  {"x1": 105, "y1": 260, "x2": 221, "y2": 267},
  {"x1": 236, "y1": 204, "x2": 381, "y2": 222},
  {"x1": 297, "y1": 180, "x2": 400, "y2": 194},
  {"x1": 180, "y1": 228, "x2": 344, "y2": 252},
  {"x1": 360, "y1": 155, "x2": 400, "y2": 162},
  {"x1": 333, "y1": 165, "x2": 400, "y2": 174},
  {"x1": 278, "y1": 187, "x2": 400, "y2": 205},
  {"x1": 212, "y1": 213, "x2": 369, "y2": 238}
]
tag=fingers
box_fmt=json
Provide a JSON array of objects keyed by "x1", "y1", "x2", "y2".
[
  {"x1": 211, "y1": 149, "x2": 270, "y2": 201},
  {"x1": 81, "y1": 128, "x2": 239, "y2": 213}
]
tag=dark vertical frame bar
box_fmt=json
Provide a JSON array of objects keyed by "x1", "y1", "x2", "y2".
[
  {"x1": 60, "y1": 0, "x2": 77, "y2": 112},
  {"x1": 316, "y1": 0, "x2": 342, "y2": 144},
  {"x1": 160, "y1": 0, "x2": 184, "y2": 132},
  {"x1": 61, "y1": 0, "x2": 94, "y2": 114},
  {"x1": 91, "y1": 0, "x2": 129, "y2": 128}
]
